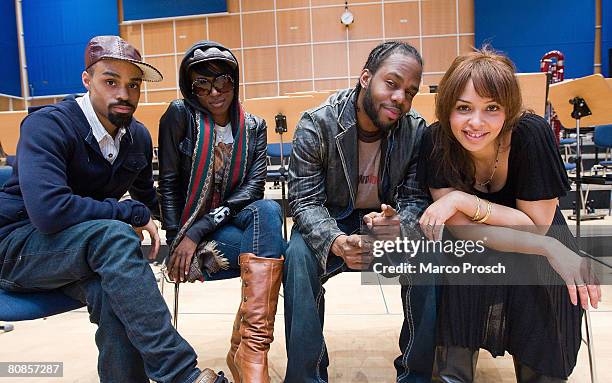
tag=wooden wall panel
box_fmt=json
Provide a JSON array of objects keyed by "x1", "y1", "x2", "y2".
[
  {"x1": 422, "y1": 73, "x2": 444, "y2": 86},
  {"x1": 121, "y1": 24, "x2": 143, "y2": 52},
  {"x1": 143, "y1": 22, "x2": 174, "y2": 55},
  {"x1": 0, "y1": 111, "x2": 27, "y2": 153},
  {"x1": 277, "y1": 0, "x2": 309, "y2": 9},
  {"x1": 311, "y1": 6, "x2": 346, "y2": 42},
  {"x1": 348, "y1": 4, "x2": 383, "y2": 40},
  {"x1": 422, "y1": 37, "x2": 457, "y2": 73},
  {"x1": 12, "y1": 99, "x2": 25, "y2": 111},
  {"x1": 243, "y1": 95, "x2": 322, "y2": 143},
  {"x1": 459, "y1": 35, "x2": 475, "y2": 54},
  {"x1": 458, "y1": 0, "x2": 474, "y2": 34},
  {"x1": 278, "y1": 45, "x2": 312, "y2": 80},
  {"x1": 421, "y1": 0, "x2": 457, "y2": 35},
  {"x1": 226, "y1": 0, "x2": 240, "y2": 13},
  {"x1": 310, "y1": 0, "x2": 340, "y2": 6},
  {"x1": 243, "y1": 48, "x2": 278, "y2": 83},
  {"x1": 349, "y1": 40, "x2": 383, "y2": 75},
  {"x1": 147, "y1": 90, "x2": 178, "y2": 103},
  {"x1": 277, "y1": 9, "x2": 310, "y2": 45},
  {"x1": 208, "y1": 15, "x2": 241, "y2": 49},
  {"x1": 241, "y1": 0, "x2": 274, "y2": 12},
  {"x1": 242, "y1": 12, "x2": 276, "y2": 47},
  {"x1": 120, "y1": 1, "x2": 475, "y2": 102},
  {"x1": 175, "y1": 19, "x2": 206, "y2": 53},
  {"x1": 245, "y1": 83, "x2": 278, "y2": 99},
  {"x1": 313, "y1": 43, "x2": 348, "y2": 78},
  {"x1": 0, "y1": 97, "x2": 10, "y2": 111},
  {"x1": 412, "y1": 93, "x2": 436, "y2": 123},
  {"x1": 516, "y1": 72, "x2": 547, "y2": 117},
  {"x1": 29, "y1": 97, "x2": 58, "y2": 107},
  {"x1": 280, "y1": 80, "x2": 313, "y2": 95},
  {"x1": 145, "y1": 56, "x2": 178, "y2": 90},
  {"x1": 315, "y1": 78, "x2": 350, "y2": 92},
  {"x1": 132, "y1": 103, "x2": 170, "y2": 145},
  {"x1": 234, "y1": 49, "x2": 244, "y2": 76},
  {"x1": 384, "y1": 2, "x2": 420, "y2": 38}
]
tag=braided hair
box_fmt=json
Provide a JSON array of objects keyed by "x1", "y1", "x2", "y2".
[{"x1": 355, "y1": 41, "x2": 423, "y2": 96}]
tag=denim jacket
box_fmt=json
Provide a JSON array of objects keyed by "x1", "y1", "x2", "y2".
[{"x1": 288, "y1": 88, "x2": 430, "y2": 269}]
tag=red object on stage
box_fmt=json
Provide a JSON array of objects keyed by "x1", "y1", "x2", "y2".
[{"x1": 541, "y1": 50, "x2": 565, "y2": 144}]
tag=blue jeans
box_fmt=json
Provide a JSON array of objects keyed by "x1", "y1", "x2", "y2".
[
  {"x1": 185, "y1": 199, "x2": 285, "y2": 281},
  {"x1": 283, "y1": 210, "x2": 437, "y2": 383},
  {"x1": 0, "y1": 220, "x2": 201, "y2": 383}
]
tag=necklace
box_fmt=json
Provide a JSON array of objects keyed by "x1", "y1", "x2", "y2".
[{"x1": 477, "y1": 141, "x2": 501, "y2": 191}]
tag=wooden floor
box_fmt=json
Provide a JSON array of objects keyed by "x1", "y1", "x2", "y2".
[{"x1": 1, "y1": 212, "x2": 611, "y2": 382}]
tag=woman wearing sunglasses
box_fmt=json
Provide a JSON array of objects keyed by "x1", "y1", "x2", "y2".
[{"x1": 158, "y1": 41, "x2": 284, "y2": 383}]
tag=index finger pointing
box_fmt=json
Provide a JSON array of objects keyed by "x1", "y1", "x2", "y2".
[{"x1": 382, "y1": 204, "x2": 398, "y2": 217}]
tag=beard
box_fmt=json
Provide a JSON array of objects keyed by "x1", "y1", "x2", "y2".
[
  {"x1": 362, "y1": 86, "x2": 398, "y2": 134},
  {"x1": 107, "y1": 101, "x2": 135, "y2": 129}
]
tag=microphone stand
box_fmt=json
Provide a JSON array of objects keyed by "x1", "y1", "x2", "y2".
[
  {"x1": 275, "y1": 113, "x2": 289, "y2": 240},
  {"x1": 569, "y1": 96, "x2": 591, "y2": 239}
]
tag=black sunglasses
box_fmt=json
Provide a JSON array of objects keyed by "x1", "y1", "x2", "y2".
[{"x1": 191, "y1": 74, "x2": 234, "y2": 97}]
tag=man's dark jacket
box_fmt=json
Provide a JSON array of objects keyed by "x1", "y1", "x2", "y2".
[
  {"x1": 0, "y1": 96, "x2": 158, "y2": 241},
  {"x1": 288, "y1": 88, "x2": 430, "y2": 269}
]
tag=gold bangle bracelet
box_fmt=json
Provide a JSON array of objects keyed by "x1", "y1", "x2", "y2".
[
  {"x1": 472, "y1": 196, "x2": 481, "y2": 221},
  {"x1": 477, "y1": 200, "x2": 492, "y2": 224}
]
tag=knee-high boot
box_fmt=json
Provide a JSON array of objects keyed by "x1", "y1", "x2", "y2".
[
  {"x1": 233, "y1": 253, "x2": 283, "y2": 383},
  {"x1": 433, "y1": 345, "x2": 479, "y2": 383},
  {"x1": 513, "y1": 359, "x2": 567, "y2": 383},
  {"x1": 226, "y1": 308, "x2": 242, "y2": 383}
]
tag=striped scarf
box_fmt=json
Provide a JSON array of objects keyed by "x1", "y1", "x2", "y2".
[{"x1": 170, "y1": 104, "x2": 249, "y2": 256}]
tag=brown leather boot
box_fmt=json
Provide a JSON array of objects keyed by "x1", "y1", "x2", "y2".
[
  {"x1": 234, "y1": 253, "x2": 283, "y2": 383},
  {"x1": 226, "y1": 308, "x2": 241, "y2": 383}
]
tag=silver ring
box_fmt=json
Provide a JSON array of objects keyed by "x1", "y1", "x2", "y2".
[{"x1": 427, "y1": 223, "x2": 433, "y2": 227}]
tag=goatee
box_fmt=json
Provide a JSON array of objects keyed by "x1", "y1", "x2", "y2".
[
  {"x1": 108, "y1": 101, "x2": 135, "y2": 128},
  {"x1": 362, "y1": 86, "x2": 395, "y2": 134}
]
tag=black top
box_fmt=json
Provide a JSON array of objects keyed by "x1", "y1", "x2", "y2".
[
  {"x1": 419, "y1": 113, "x2": 570, "y2": 206},
  {"x1": 418, "y1": 113, "x2": 581, "y2": 378}
]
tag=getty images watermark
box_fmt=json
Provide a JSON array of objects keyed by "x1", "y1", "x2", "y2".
[
  {"x1": 370, "y1": 237, "x2": 506, "y2": 276},
  {"x1": 361, "y1": 223, "x2": 610, "y2": 286}
]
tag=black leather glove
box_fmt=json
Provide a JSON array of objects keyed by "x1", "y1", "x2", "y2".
[{"x1": 185, "y1": 206, "x2": 232, "y2": 243}]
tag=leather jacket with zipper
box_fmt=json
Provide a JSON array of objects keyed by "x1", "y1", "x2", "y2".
[
  {"x1": 288, "y1": 88, "x2": 430, "y2": 269},
  {"x1": 158, "y1": 99, "x2": 267, "y2": 242}
]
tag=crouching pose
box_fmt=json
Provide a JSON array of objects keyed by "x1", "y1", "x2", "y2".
[
  {"x1": 284, "y1": 41, "x2": 436, "y2": 383},
  {"x1": 418, "y1": 47, "x2": 601, "y2": 382}
]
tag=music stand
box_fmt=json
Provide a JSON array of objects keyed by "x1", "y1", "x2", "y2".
[
  {"x1": 549, "y1": 75, "x2": 612, "y2": 233},
  {"x1": 549, "y1": 74, "x2": 612, "y2": 383}
]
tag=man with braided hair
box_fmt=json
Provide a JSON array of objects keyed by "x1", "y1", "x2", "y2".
[{"x1": 284, "y1": 42, "x2": 436, "y2": 382}]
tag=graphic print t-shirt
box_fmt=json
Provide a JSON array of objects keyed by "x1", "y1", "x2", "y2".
[{"x1": 355, "y1": 138, "x2": 382, "y2": 209}]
